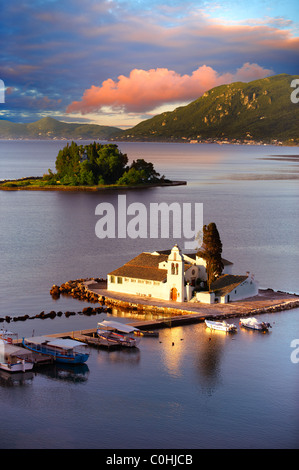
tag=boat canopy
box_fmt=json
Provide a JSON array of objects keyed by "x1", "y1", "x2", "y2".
[
  {"x1": 24, "y1": 336, "x2": 56, "y2": 345},
  {"x1": 47, "y1": 338, "x2": 86, "y2": 349},
  {"x1": 0, "y1": 344, "x2": 34, "y2": 360},
  {"x1": 25, "y1": 336, "x2": 57, "y2": 344},
  {"x1": 97, "y1": 320, "x2": 140, "y2": 334},
  {"x1": 24, "y1": 336, "x2": 86, "y2": 348}
]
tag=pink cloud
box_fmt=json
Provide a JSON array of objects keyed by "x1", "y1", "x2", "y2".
[{"x1": 66, "y1": 63, "x2": 273, "y2": 115}]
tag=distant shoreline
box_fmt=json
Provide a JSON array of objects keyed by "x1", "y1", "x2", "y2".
[
  {"x1": 0, "y1": 177, "x2": 187, "y2": 192},
  {"x1": 1, "y1": 137, "x2": 298, "y2": 146}
]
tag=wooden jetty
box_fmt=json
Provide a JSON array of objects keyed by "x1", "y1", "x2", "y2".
[
  {"x1": 71, "y1": 314, "x2": 204, "y2": 347},
  {"x1": 15, "y1": 314, "x2": 204, "y2": 351},
  {"x1": 55, "y1": 314, "x2": 203, "y2": 347}
]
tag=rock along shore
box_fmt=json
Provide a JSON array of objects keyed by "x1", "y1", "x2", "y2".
[
  {"x1": 52, "y1": 278, "x2": 299, "y2": 322},
  {"x1": 2, "y1": 278, "x2": 298, "y2": 325}
]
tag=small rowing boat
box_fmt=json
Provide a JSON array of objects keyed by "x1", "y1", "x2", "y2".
[
  {"x1": 97, "y1": 330, "x2": 124, "y2": 348},
  {"x1": 97, "y1": 320, "x2": 141, "y2": 348},
  {"x1": 134, "y1": 330, "x2": 159, "y2": 337},
  {"x1": 205, "y1": 319, "x2": 237, "y2": 333}
]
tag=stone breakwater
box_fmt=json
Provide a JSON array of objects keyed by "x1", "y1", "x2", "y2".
[
  {"x1": 49, "y1": 278, "x2": 105, "y2": 303},
  {"x1": 2, "y1": 279, "x2": 299, "y2": 325},
  {"x1": 0, "y1": 278, "x2": 109, "y2": 324}
]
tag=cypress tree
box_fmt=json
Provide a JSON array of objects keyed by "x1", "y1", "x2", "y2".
[{"x1": 198, "y1": 222, "x2": 223, "y2": 291}]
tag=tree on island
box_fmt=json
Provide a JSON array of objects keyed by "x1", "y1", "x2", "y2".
[
  {"x1": 117, "y1": 159, "x2": 162, "y2": 185},
  {"x1": 197, "y1": 222, "x2": 224, "y2": 291},
  {"x1": 44, "y1": 142, "x2": 163, "y2": 186}
]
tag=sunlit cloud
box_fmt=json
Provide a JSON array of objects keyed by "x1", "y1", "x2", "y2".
[
  {"x1": 1, "y1": 0, "x2": 298, "y2": 124},
  {"x1": 66, "y1": 63, "x2": 273, "y2": 115}
]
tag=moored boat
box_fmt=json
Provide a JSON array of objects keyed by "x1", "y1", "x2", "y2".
[
  {"x1": 239, "y1": 317, "x2": 271, "y2": 331},
  {"x1": 205, "y1": 319, "x2": 237, "y2": 332},
  {"x1": 0, "y1": 328, "x2": 18, "y2": 343},
  {"x1": 0, "y1": 342, "x2": 34, "y2": 373},
  {"x1": 97, "y1": 330, "x2": 123, "y2": 348},
  {"x1": 134, "y1": 329, "x2": 159, "y2": 337},
  {"x1": 0, "y1": 358, "x2": 34, "y2": 373},
  {"x1": 97, "y1": 320, "x2": 141, "y2": 348},
  {"x1": 22, "y1": 336, "x2": 89, "y2": 363}
]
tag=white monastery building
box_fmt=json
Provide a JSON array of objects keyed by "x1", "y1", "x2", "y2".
[{"x1": 107, "y1": 245, "x2": 258, "y2": 304}]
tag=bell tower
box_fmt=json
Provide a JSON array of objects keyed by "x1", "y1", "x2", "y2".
[{"x1": 167, "y1": 245, "x2": 185, "y2": 302}]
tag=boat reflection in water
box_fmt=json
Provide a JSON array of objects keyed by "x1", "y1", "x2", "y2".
[
  {"x1": 37, "y1": 363, "x2": 89, "y2": 383},
  {"x1": 0, "y1": 369, "x2": 34, "y2": 387}
]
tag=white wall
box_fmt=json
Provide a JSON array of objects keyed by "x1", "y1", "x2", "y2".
[
  {"x1": 220, "y1": 277, "x2": 258, "y2": 303},
  {"x1": 196, "y1": 291, "x2": 215, "y2": 304},
  {"x1": 108, "y1": 275, "x2": 169, "y2": 300}
]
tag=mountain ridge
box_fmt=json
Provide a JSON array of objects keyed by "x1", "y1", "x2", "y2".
[
  {"x1": 118, "y1": 74, "x2": 299, "y2": 145},
  {"x1": 1, "y1": 74, "x2": 298, "y2": 144},
  {"x1": 0, "y1": 117, "x2": 122, "y2": 140}
]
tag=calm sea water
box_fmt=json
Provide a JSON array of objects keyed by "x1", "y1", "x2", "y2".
[{"x1": 0, "y1": 140, "x2": 298, "y2": 449}]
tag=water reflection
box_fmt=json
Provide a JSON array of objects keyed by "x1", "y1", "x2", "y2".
[
  {"x1": 36, "y1": 363, "x2": 90, "y2": 383},
  {"x1": 0, "y1": 370, "x2": 34, "y2": 387},
  {"x1": 159, "y1": 327, "x2": 186, "y2": 378},
  {"x1": 95, "y1": 347, "x2": 141, "y2": 366},
  {"x1": 109, "y1": 307, "x2": 166, "y2": 322},
  {"x1": 196, "y1": 330, "x2": 227, "y2": 395}
]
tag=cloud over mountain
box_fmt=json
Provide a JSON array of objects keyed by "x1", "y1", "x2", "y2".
[
  {"x1": 1, "y1": 0, "x2": 298, "y2": 124},
  {"x1": 67, "y1": 63, "x2": 273, "y2": 114}
]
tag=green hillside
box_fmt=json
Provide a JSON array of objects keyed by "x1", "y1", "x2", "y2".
[
  {"x1": 1, "y1": 75, "x2": 298, "y2": 144},
  {"x1": 0, "y1": 117, "x2": 122, "y2": 140},
  {"x1": 120, "y1": 74, "x2": 299, "y2": 144}
]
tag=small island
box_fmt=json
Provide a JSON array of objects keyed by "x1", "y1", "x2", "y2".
[{"x1": 0, "y1": 141, "x2": 186, "y2": 191}]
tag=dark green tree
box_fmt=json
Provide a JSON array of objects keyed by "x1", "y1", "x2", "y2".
[
  {"x1": 95, "y1": 144, "x2": 128, "y2": 184},
  {"x1": 53, "y1": 142, "x2": 128, "y2": 185},
  {"x1": 50, "y1": 142, "x2": 161, "y2": 187},
  {"x1": 117, "y1": 158, "x2": 162, "y2": 185},
  {"x1": 197, "y1": 222, "x2": 223, "y2": 291},
  {"x1": 129, "y1": 159, "x2": 160, "y2": 182}
]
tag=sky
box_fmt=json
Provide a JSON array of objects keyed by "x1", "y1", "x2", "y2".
[{"x1": 1, "y1": 0, "x2": 299, "y2": 128}]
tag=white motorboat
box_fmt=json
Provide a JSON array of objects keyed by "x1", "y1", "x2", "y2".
[
  {"x1": 0, "y1": 342, "x2": 34, "y2": 373},
  {"x1": 205, "y1": 319, "x2": 237, "y2": 333},
  {"x1": 239, "y1": 317, "x2": 271, "y2": 331},
  {"x1": 0, "y1": 328, "x2": 18, "y2": 343},
  {"x1": 97, "y1": 320, "x2": 141, "y2": 348},
  {"x1": 0, "y1": 358, "x2": 34, "y2": 373}
]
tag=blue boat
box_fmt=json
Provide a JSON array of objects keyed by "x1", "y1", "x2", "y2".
[{"x1": 22, "y1": 336, "x2": 89, "y2": 364}]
